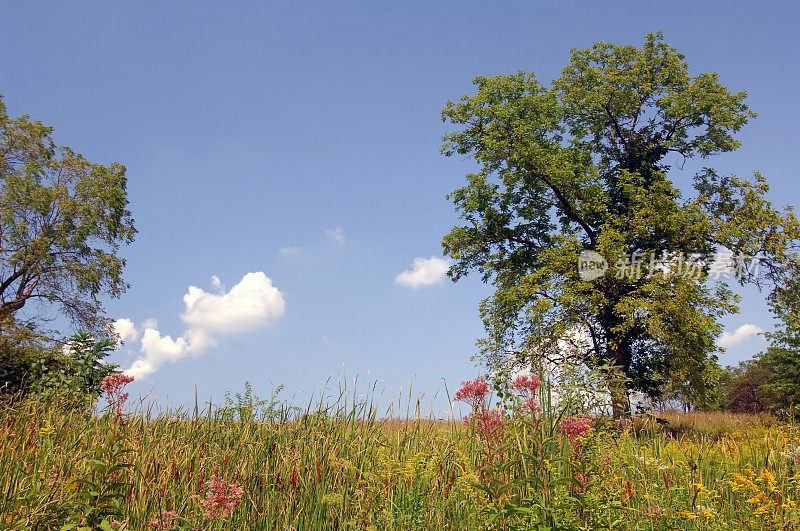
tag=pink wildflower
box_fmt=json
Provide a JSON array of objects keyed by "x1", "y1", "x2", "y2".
[
  {"x1": 469, "y1": 409, "x2": 505, "y2": 437},
  {"x1": 520, "y1": 395, "x2": 542, "y2": 414},
  {"x1": 110, "y1": 521, "x2": 126, "y2": 529},
  {"x1": 102, "y1": 373, "x2": 134, "y2": 416},
  {"x1": 560, "y1": 415, "x2": 593, "y2": 445},
  {"x1": 454, "y1": 379, "x2": 490, "y2": 411},
  {"x1": 193, "y1": 475, "x2": 244, "y2": 521},
  {"x1": 511, "y1": 374, "x2": 543, "y2": 415},
  {"x1": 510, "y1": 374, "x2": 542, "y2": 395},
  {"x1": 148, "y1": 510, "x2": 177, "y2": 530}
]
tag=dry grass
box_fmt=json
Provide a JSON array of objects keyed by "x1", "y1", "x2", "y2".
[{"x1": 1, "y1": 395, "x2": 799, "y2": 529}]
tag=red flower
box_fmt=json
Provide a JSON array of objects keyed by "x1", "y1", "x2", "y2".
[
  {"x1": 510, "y1": 374, "x2": 542, "y2": 396},
  {"x1": 102, "y1": 374, "x2": 134, "y2": 416},
  {"x1": 194, "y1": 475, "x2": 244, "y2": 521},
  {"x1": 148, "y1": 510, "x2": 177, "y2": 530},
  {"x1": 511, "y1": 374, "x2": 543, "y2": 414},
  {"x1": 454, "y1": 379, "x2": 490, "y2": 411},
  {"x1": 520, "y1": 395, "x2": 542, "y2": 414},
  {"x1": 469, "y1": 409, "x2": 505, "y2": 437},
  {"x1": 559, "y1": 415, "x2": 593, "y2": 445}
]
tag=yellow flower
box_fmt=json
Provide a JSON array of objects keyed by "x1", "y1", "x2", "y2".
[{"x1": 753, "y1": 504, "x2": 772, "y2": 517}]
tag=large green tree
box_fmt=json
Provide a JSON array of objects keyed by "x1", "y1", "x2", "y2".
[
  {"x1": 0, "y1": 94, "x2": 136, "y2": 340},
  {"x1": 441, "y1": 33, "x2": 800, "y2": 416}
]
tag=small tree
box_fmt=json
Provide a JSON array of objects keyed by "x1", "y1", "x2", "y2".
[
  {"x1": 0, "y1": 315, "x2": 64, "y2": 395},
  {"x1": 0, "y1": 94, "x2": 136, "y2": 337},
  {"x1": 53, "y1": 332, "x2": 120, "y2": 397},
  {"x1": 758, "y1": 282, "x2": 800, "y2": 416},
  {"x1": 441, "y1": 33, "x2": 800, "y2": 416}
]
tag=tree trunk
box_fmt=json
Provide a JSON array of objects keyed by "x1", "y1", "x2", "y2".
[
  {"x1": 607, "y1": 370, "x2": 631, "y2": 418},
  {"x1": 606, "y1": 341, "x2": 632, "y2": 418}
]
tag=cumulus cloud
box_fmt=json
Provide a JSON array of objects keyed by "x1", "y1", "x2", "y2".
[
  {"x1": 121, "y1": 272, "x2": 285, "y2": 380},
  {"x1": 395, "y1": 256, "x2": 451, "y2": 289},
  {"x1": 127, "y1": 328, "x2": 190, "y2": 380},
  {"x1": 326, "y1": 227, "x2": 346, "y2": 245},
  {"x1": 141, "y1": 318, "x2": 158, "y2": 330},
  {"x1": 184, "y1": 327, "x2": 217, "y2": 354},
  {"x1": 718, "y1": 324, "x2": 764, "y2": 348},
  {"x1": 182, "y1": 272, "x2": 285, "y2": 334},
  {"x1": 111, "y1": 318, "x2": 139, "y2": 347}
]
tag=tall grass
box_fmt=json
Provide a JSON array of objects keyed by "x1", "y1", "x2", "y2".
[{"x1": 1, "y1": 387, "x2": 799, "y2": 529}]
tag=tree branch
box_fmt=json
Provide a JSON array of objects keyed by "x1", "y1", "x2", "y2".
[{"x1": 534, "y1": 170, "x2": 597, "y2": 245}]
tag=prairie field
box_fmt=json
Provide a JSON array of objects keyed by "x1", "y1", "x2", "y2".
[{"x1": 1, "y1": 391, "x2": 799, "y2": 530}]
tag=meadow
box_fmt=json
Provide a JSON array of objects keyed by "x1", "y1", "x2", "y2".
[{"x1": 1, "y1": 378, "x2": 799, "y2": 530}]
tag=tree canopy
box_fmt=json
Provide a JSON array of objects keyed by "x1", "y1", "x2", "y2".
[
  {"x1": 0, "y1": 94, "x2": 136, "y2": 340},
  {"x1": 440, "y1": 32, "x2": 800, "y2": 415}
]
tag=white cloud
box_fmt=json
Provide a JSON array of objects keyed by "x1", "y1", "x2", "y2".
[
  {"x1": 395, "y1": 256, "x2": 451, "y2": 289},
  {"x1": 141, "y1": 318, "x2": 158, "y2": 330},
  {"x1": 184, "y1": 327, "x2": 217, "y2": 354},
  {"x1": 126, "y1": 328, "x2": 190, "y2": 380},
  {"x1": 326, "y1": 227, "x2": 346, "y2": 245},
  {"x1": 279, "y1": 246, "x2": 303, "y2": 256},
  {"x1": 182, "y1": 272, "x2": 285, "y2": 334},
  {"x1": 718, "y1": 324, "x2": 764, "y2": 348},
  {"x1": 122, "y1": 272, "x2": 285, "y2": 380},
  {"x1": 111, "y1": 318, "x2": 139, "y2": 347}
]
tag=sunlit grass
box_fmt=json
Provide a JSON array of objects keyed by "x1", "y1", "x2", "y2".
[{"x1": 1, "y1": 393, "x2": 799, "y2": 529}]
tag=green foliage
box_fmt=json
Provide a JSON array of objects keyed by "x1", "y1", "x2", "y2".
[
  {"x1": 721, "y1": 348, "x2": 800, "y2": 418},
  {"x1": 440, "y1": 32, "x2": 800, "y2": 415},
  {"x1": 0, "y1": 316, "x2": 65, "y2": 395},
  {"x1": 32, "y1": 332, "x2": 120, "y2": 404},
  {"x1": 716, "y1": 276, "x2": 800, "y2": 419},
  {"x1": 0, "y1": 324, "x2": 120, "y2": 409},
  {"x1": 0, "y1": 93, "x2": 136, "y2": 338},
  {"x1": 719, "y1": 358, "x2": 770, "y2": 414},
  {"x1": 59, "y1": 426, "x2": 136, "y2": 530},
  {"x1": 220, "y1": 381, "x2": 300, "y2": 422},
  {"x1": 757, "y1": 347, "x2": 800, "y2": 416}
]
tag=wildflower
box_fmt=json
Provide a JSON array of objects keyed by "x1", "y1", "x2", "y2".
[
  {"x1": 110, "y1": 520, "x2": 126, "y2": 529},
  {"x1": 559, "y1": 415, "x2": 593, "y2": 445},
  {"x1": 454, "y1": 379, "x2": 490, "y2": 411},
  {"x1": 510, "y1": 374, "x2": 542, "y2": 396},
  {"x1": 193, "y1": 474, "x2": 244, "y2": 521},
  {"x1": 469, "y1": 409, "x2": 505, "y2": 437},
  {"x1": 520, "y1": 395, "x2": 542, "y2": 414},
  {"x1": 102, "y1": 373, "x2": 135, "y2": 416},
  {"x1": 677, "y1": 510, "x2": 699, "y2": 520},
  {"x1": 148, "y1": 511, "x2": 177, "y2": 530},
  {"x1": 509, "y1": 374, "x2": 543, "y2": 414},
  {"x1": 39, "y1": 420, "x2": 55, "y2": 436}
]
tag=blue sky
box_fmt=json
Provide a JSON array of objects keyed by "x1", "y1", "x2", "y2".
[{"x1": 2, "y1": 2, "x2": 798, "y2": 414}]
